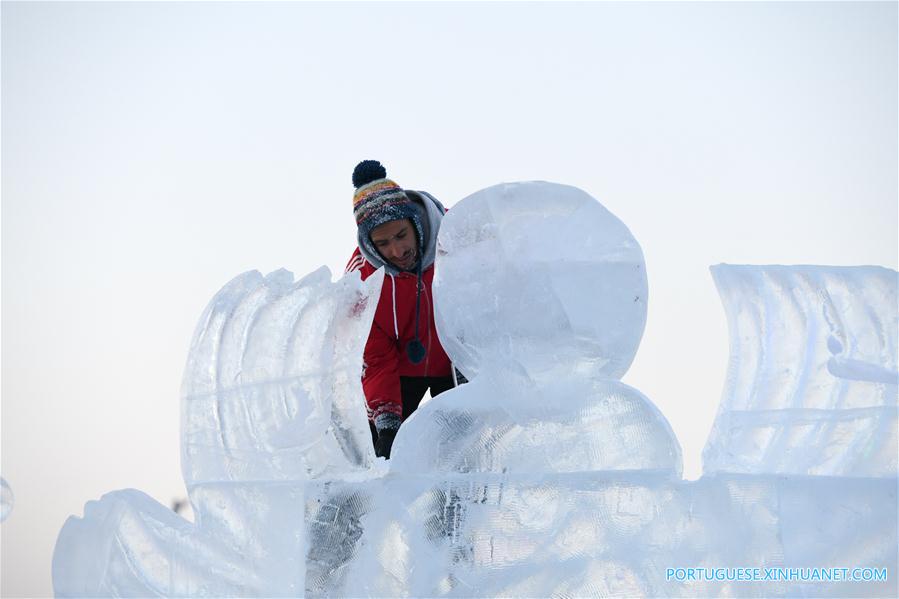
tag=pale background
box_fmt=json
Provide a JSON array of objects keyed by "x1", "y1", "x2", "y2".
[{"x1": 2, "y1": 2, "x2": 896, "y2": 597}]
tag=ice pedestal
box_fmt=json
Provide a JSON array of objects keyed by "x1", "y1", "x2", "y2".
[{"x1": 305, "y1": 472, "x2": 896, "y2": 598}]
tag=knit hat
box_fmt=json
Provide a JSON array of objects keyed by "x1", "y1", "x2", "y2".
[{"x1": 352, "y1": 160, "x2": 424, "y2": 261}]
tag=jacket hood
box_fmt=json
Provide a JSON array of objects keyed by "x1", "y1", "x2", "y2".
[{"x1": 357, "y1": 190, "x2": 446, "y2": 276}]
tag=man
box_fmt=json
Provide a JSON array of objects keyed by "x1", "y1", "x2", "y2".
[{"x1": 345, "y1": 160, "x2": 457, "y2": 458}]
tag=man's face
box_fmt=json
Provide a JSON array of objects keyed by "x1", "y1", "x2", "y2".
[{"x1": 370, "y1": 219, "x2": 418, "y2": 271}]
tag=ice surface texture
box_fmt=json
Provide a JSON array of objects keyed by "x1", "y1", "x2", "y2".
[
  {"x1": 398, "y1": 181, "x2": 679, "y2": 476},
  {"x1": 312, "y1": 473, "x2": 896, "y2": 598},
  {"x1": 704, "y1": 265, "x2": 898, "y2": 477},
  {"x1": 53, "y1": 182, "x2": 897, "y2": 597},
  {"x1": 391, "y1": 375, "x2": 682, "y2": 476},
  {"x1": 1, "y1": 477, "x2": 13, "y2": 521},
  {"x1": 181, "y1": 267, "x2": 379, "y2": 484},
  {"x1": 433, "y1": 181, "x2": 648, "y2": 383},
  {"x1": 53, "y1": 267, "x2": 382, "y2": 596}
]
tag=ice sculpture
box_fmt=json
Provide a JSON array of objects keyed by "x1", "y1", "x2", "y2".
[
  {"x1": 315, "y1": 473, "x2": 896, "y2": 597},
  {"x1": 327, "y1": 186, "x2": 896, "y2": 597},
  {"x1": 53, "y1": 182, "x2": 897, "y2": 598},
  {"x1": 432, "y1": 181, "x2": 648, "y2": 382},
  {"x1": 1, "y1": 477, "x2": 13, "y2": 521},
  {"x1": 181, "y1": 267, "x2": 378, "y2": 484},
  {"x1": 53, "y1": 267, "x2": 383, "y2": 596},
  {"x1": 704, "y1": 265, "x2": 898, "y2": 477},
  {"x1": 395, "y1": 181, "x2": 680, "y2": 476}
]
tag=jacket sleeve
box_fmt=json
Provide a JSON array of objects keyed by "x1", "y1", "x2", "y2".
[
  {"x1": 345, "y1": 247, "x2": 402, "y2": 422},
  {"x1": 361, "y1": 318, "x2": 403, "y2": 422}
]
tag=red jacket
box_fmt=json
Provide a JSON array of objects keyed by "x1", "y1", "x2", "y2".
[{"x1": 345, "y1": 248, "x2": 453, "y2": 422}]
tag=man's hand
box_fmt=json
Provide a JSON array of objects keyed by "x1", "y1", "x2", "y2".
[
  {"x1": 373, "y1": 413, "x2": 401, "y2": 459},
  {"x1": 375, "y1": 428, "x2": 397, "y2": 458}
]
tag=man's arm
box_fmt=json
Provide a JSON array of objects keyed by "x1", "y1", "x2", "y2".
[
  {"x1": 345, "y1": 247, "x2": 402, "y2": 456},
  {"x1": 361, "y1": 318, "x2": 403, "y2": 457}
]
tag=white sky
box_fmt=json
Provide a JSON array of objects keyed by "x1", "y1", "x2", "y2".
[{"x1": 2, "y1": 2, "x2": 896, "y2": 597}]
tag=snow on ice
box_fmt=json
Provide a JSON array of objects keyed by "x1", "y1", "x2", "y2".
[{"x1": 52, "y1": 182, "x2": 897, "y2": 597}]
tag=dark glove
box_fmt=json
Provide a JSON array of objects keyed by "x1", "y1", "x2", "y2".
[
  {"x1": 373, "y1": 413, "x2": 401, "y2": 459},
  {"x1": 375, "y1": 428, "x2": 397, "y2": 459}
]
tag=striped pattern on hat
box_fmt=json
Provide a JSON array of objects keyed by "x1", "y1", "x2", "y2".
[{"x1": 353, "y1": 178, "x2": 412, "y2": 226}]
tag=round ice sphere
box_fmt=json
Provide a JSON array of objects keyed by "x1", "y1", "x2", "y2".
[
  {"x1": 1, "y1": 477, "x2": 13, "y2": 521},
  {"x1": 433, "y1": 181, "x2": 647, "y2": 382},
  {"x1": 391, "y1": 375, "x2": 682, "y2": 477}
]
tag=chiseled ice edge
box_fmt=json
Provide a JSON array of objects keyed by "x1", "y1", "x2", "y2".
[
  {"x1": 0, "y1": 477, "x2": 13, "y2": 522},
  {"x1": 180, "y1": 267, "x2": 381, "y2": 486},
  {"x1": 703, "y1": 265, "x2": 898, "y2": 477},
  {"x1": 53, "y1": 267, "x2": 384, "y2": 598},
  {"x1": 433, "y1": 180, "x2": 648, "y2": 383}
]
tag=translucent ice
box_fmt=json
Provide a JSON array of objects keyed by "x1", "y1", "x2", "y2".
[
  {"x1": 181, "y1": 266, "x2": 379, "y2": 484},
  {"x1": 399, "y1": 181, "x2": 680, "y2": 477},
  {"x1": 53, "y1": 267, "x2": 383, "y2": 596},
  {"x1": 703, "y1": 265, "x2": 898, "y2": 477},
  {"x1": 392, "y1": 375, "x2": 682, "y2": 476},
  {"x1": 433, "y1": 181, "x2": 648, "y2": 383},
  {"x1": 317, "y1": 473, "x2": 896, "y2": 598},
  {"x1": 53, "y1": 182, "x2": 897, "y2": 598},
  {"x1": 1, "y1": 477, "x2": 13, "y2": 521}
]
